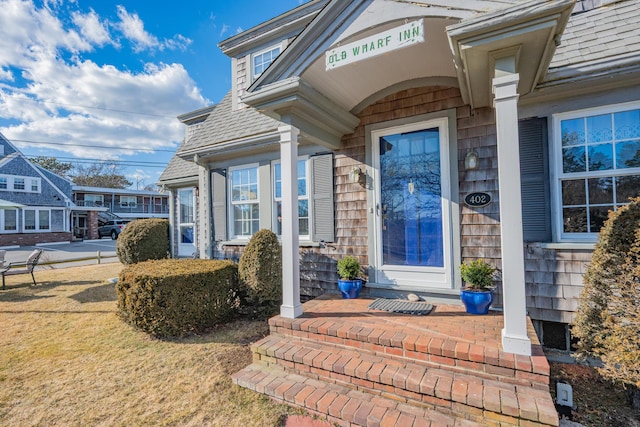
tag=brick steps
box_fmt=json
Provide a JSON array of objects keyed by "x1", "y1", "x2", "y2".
[
  {"x1": 249, "y1": 334, "x2": 557, "y2": 425},
  {"x1": 232, "y1": 296, "x2": 559, "y2": 426},
  {"x1": 246, "y1": 334, "x2": 557, "y2": 425},
  {"x1": 268, "y1": 311, "x2": 550, "y2": 390},
  {"x1": 233, "y1": 364, "x2": 485, "y2": 427}
]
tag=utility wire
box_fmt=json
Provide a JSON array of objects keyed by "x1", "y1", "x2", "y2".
[
  {"x1": 13, "y1": 139, "x2": 178, "y2": 153},
  {"x1": 26, "y1": 156, "x2": 168, "y2": 168},
  {"x1": 7, "y1": 96, "x2": 181, "y2": 119}
]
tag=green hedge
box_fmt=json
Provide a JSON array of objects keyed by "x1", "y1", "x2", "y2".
[
  {"x1": 116, "y1": 259, "x2": 240, "y2": 338},
  {"x1": 238, "y1": 229, "x2": 282, "y2": 318},
  {"x1": 572, "y1": 198, "x2": 640, "y2": 390},
  {"x1": 116, "y1": 218, "x2": 169, "y2": 265}
]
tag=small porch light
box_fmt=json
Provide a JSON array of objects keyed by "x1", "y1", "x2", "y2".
[
  {"x1": 465, "y1": 150, "x2": 479, "y2": 170},
  {"x1": 348, "y1": 166, "x2": 362, "y2": 183}
]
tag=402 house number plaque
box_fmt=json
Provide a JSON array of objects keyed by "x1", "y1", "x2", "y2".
[{"x1": 464, "y1": 192, "x2": 491, "y2": 207}]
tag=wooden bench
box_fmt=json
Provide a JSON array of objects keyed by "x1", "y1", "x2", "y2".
[{"x1": 1, "y1": 249, "x2": 43, "y2": 290}]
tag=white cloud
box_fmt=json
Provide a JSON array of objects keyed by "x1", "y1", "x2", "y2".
[
  {"x1": 0, "y1": 0, "x2": 207, "y2": 164},
  {"x1": 115, "y1": 5, "x2": 160, "y2": 52},
  {"x1": 219, "y1": 24, "x2": 229, "y2": 38},
  {"x1": 72, "y1": 9, "x2": 113, "y2": 47},
  {"x1": 115, "y1": 5, "x2": 191, "y2": 53},
  {"x1": 0, "y1": 0, "x2": 92, "y2": 69}
]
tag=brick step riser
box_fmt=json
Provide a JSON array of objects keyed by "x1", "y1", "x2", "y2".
[
  {"x1": 233, "y1": 365, "x2": 499, "y2": 427},
  {"x1": 250, "y1": 335, "x2": 559, "y2": 426},
  {"x1": 262, "y1": 330, "x2": 549, "y2": 390},
  {"x1": 235, "y1": 363, "x2": 557, "y2": 427},
  {"x1": 254, "y1": 353, "x2": 492, "y2": 420},
  {"x1": 268, "y1": 322, "x2": 549, "y2": 388},
  {"x1": 253, "y1": 349, "x2": 550, "y2": 425}
]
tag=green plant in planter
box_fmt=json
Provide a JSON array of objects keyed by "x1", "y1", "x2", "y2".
[
  {"x1": 460, "y1": 259, "x2": 496, "y2": 290},
  {"x1": 337, "y1": 256, "x2": 360, "y2": 280},
  {"x1": 337, "y1": 256, "x2": 363, "y2": 299}
]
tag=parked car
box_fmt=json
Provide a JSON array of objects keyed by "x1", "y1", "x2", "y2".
[{"x1": 98, "y1": 220, "x2": 129, "y2": 239}]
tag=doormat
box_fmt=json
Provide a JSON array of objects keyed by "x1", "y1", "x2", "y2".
[{"x1": 368, "y1": 298, "x2": 434, "y2": 315}]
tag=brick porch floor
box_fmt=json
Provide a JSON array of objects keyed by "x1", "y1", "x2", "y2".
[{"x1": 233, "y1": 295, "x2": 558, "y2": 426}]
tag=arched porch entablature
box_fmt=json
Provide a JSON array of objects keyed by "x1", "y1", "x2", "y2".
[{"x1": 244, "y1": 0, "x2": 521, "y2": 149}]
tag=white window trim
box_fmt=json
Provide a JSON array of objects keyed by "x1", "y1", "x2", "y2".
[
  {"x1": 0, "y1": 174, "x2": 41, "y2": 193},
  {"x1": 0, "y1": 209, "x2": 18, "y2": 233},
  {"x1": 272, "y1": 157, "x2": 311, "y2": 241},
  {"x1": 552, "y1": 100, "x2": 640, "y2": 242},
  {"x1": 177, "y1": 188, "x2": 196, "y2": 251},
  {"x1": 250, "y1": 43, "x2": 283, "y2": 82},
  {"x1": 23, "y1": 208, "x2": 51, "y2": 233},
  {"x1": 228, "y1": 163, "x2": 260, "y2": 240},
  {"x1": 84, "y1": 194, "x2": 104, "y2": 206},
  {"x1": 13, "y1": 177, "x2": 25, "y2": 191},
  {"x1": 120, "y1": 195, "x2": 137, "y2": 208}
]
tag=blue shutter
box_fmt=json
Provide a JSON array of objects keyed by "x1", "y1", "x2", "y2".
[{"x1": 519, "y1": 117, "x2": 551, "y2": 242}]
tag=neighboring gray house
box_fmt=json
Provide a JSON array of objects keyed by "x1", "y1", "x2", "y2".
[
  {"x1": 160, "y1": 0, "x2": 640, "y2": 353},
  {"x1": 159, "y1": 105, "x2": 214, "y2": 257},
  {"x1": 0, "y1": 133, "x2": 74, "y2": 246}
]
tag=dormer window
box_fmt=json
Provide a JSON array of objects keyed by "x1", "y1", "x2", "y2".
[{"x1": 252, "y1": 44, "x2": 281, "y2": 80}]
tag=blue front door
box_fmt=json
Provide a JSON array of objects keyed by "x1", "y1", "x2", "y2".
[{"x1": 372, "y1": 118, "x2": 452, "y2": 289}]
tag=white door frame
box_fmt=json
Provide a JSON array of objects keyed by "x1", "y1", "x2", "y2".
[
  {"x1": 177, "y1": 188, "x2": 196, "y2": 257},
  {"x1": 365, "y1": 111, "x2": 461, "y2": 292}
]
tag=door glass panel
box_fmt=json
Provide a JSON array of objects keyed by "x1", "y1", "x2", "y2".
[
  {"x1": 380, "y1": 128, "x2": 443, "y2": 267},
  {"x1": 180, "y1": 226, "x2": 194, "y2": 244}
]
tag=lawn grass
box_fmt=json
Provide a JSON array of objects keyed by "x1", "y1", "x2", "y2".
[{"x1": 0, "y1": 263, "x2": 297, "y2": 426}]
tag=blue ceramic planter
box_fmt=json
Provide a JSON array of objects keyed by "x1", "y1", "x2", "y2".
[
  {"x1": 338, "y1": 279, "x2": 363, "y2": 299},
  {"x1": 460, "y1": 289, "x2": 493, "y2": 315}
]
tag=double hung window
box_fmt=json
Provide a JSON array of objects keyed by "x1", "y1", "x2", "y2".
[
  {"x1": 0, "y1": 175, "x2": 40, "y2": 193},
  {"x1": 23, "y1": 209, "x2": 51, "y2": 231},
  {"x1": 13, "y1": 178, "x2": 25, "y2": 190},
  {"x1": 223, "y1": 154, "x2": 334, "y2": 243},
  {"x1": 555, "y1": 102, "x2": 640, "y2": 240},
  {"x1": 0, "y1": 209, "x2": 17, "y2": 232},
  {"x1": 273, "y1": 159, "x2": 309, "y2": 239},
  {"x1": 230, "y1": 165, "x2": 260, "y2": 238}
]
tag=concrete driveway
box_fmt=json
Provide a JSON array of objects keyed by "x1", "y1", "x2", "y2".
[{"x1": 2, "y1": 239, "x2": 118, "y2": 268}]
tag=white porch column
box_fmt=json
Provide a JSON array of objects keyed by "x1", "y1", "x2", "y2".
[
  {"x1": 279, "y1": 125, "x2": 302, "y2": 318},
  {"x1": 195, "y1": 155, "x2": 212, "y2": 259},
  {"x1": 493, "y1": 72, "x2": 532, "y2": 356},
  {"x1": 168, "y1": 189, "x2": 175, "y2": 257}
]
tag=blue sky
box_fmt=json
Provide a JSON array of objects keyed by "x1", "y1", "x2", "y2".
[{"x1": 0, "y1": 0, "x2": 308, "y2": 188}]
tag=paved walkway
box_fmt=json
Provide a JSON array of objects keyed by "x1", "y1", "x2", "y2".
[{"x1": 2, "y1": 239, "x2": 117, "y2": 267}]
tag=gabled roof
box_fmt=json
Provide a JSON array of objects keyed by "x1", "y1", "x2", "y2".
[
  {"x1": 219, "y1": 0, "x2": 329, "y2": 57},
  {"x1": 0, "y1": 132, "x2": 73, "y2": 204},
  {"x1": 544, "y1": 0, "x2": 640, "y2": 85},
  {"x1": 177, "y1": 91, "x2": 281, "y2": 157},
  {"x1": 159, "y1": 153, "x2": 199, "y2": 184},
  {"x1": 249, "y1": 0, "x2": 523, "y2": 91}
]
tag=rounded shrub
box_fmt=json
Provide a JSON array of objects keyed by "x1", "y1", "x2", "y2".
[
  {"x1": 116, "y1": 259, "x2": 240, "y2": 338},
  {"x1": 600, "y1": 228, "x2": 640, "y2": 390},
  {"x1": 572, "y1": 198, "x2": 640, "y2": 393},
  {"x1": 116, "y1": 218, "x2": 169, "y2": 265},
  {"x1": 572, "y1": 198, "x2": 640, "y2": 354},
  {"x1": 238, "y1": 229, "x2": 282, "y2": 318}
]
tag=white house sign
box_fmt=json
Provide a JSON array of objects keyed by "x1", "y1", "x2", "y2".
[{"x1": 325, "y1": 20, "x2": 424, "y2": 70}]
